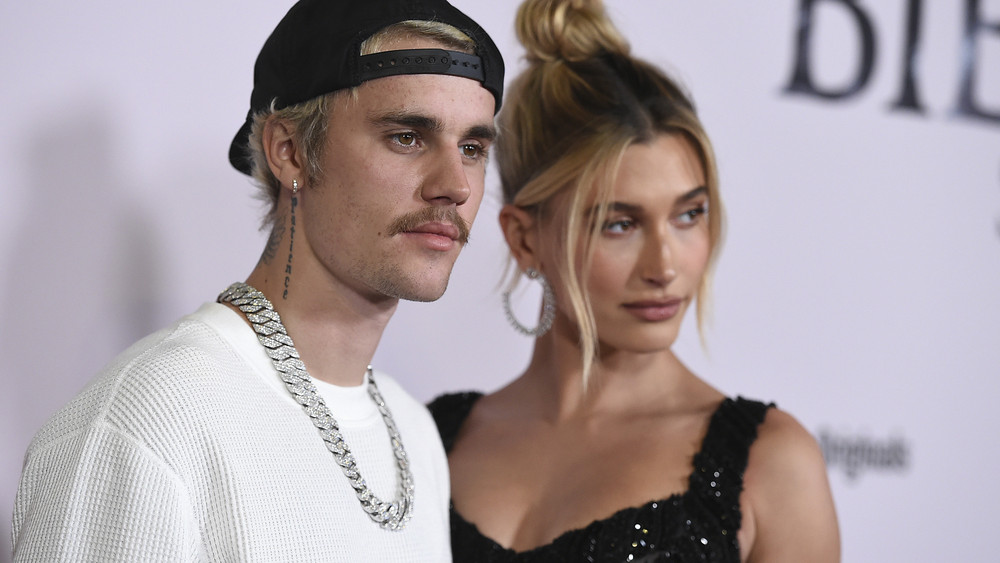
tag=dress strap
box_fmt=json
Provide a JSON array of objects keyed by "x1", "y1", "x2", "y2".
[
  {"x1": 687, "y1": 396, "x2": 774, "y2": 543},
  {"x1": 428, "y1": 392, "x2": 483, "y2": 453}
]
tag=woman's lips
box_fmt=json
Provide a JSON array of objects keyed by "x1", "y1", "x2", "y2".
[{"x1": 622, "y1": 298, "x2": 683, "y2": 321}]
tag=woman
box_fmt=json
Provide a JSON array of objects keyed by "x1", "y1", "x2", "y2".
[{"x1": 430, "y1": 0, "x2": 840, "y2": 561}]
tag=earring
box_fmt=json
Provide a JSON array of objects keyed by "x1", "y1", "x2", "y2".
[
  {"x1": 292, "y1": 179, "x2": 299, "y2": 194},
  {"x1": 502, "y1": 267, "x2": 556, "y2": 337}
]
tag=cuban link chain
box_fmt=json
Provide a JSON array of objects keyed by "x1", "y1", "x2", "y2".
[{"x1": 218, "y1": 282, "x2": 414, "y2": 530}]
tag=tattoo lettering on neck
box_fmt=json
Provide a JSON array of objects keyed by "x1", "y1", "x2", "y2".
[
  {"x1": 283, "y1": 195, "x2": 298, "y2": 300},
  {"x1": 261, "y1": 215, "x2": 286, "y2": 266}
]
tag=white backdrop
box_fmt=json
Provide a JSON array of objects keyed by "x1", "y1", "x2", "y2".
[{"x1": 2, "y1": 1, "x2": 998, "y2": 561}]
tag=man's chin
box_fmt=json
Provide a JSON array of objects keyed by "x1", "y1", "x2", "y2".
[
  {"x1": 398, "y1": 284, "x2": 448, "y2": 303},
  {"x1": 379, "y1": 277, "x2": 450, "y2": 303}
]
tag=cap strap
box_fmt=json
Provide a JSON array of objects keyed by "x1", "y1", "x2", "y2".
[{"x1": 358, "y1": 49, "x2": 484, "y2": 84}]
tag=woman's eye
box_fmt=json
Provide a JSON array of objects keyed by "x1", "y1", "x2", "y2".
[
  {"x1": 677, "y1": 205, "x2": 707, "y2": 225},
  {"x1": 603, "y1": 218, "x2": 634, "y2": 234}
]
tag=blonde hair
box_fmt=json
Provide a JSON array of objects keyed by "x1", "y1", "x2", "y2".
[
  {"x1": 498, "y1": 0, "x2": 723, "y2": 386},
  {"x1": 247, "y1": 20, "x2": 475, "y2": 228}
]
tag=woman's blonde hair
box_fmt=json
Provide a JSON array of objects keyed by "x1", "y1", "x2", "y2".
[
  {"x1": 246, "y1": 20, "x2": 476, "y2": 228},
  {"x1": 498, "y1": 0, "x2": 723, "y2": 386}
]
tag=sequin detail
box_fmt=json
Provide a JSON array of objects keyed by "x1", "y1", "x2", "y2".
[{"x1": 428, "y1": 393, "x2": 773, "y2": 563}]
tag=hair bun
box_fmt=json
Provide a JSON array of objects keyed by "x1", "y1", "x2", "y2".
[{"x1": 516, "y1": 0, "x2": 629, "y2": 63}]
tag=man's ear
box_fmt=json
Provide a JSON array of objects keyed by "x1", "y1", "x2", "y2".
[
  {"x1": 262, "y1": 117, "x2": 305, "y2": 191},
  {"x1": 499, "y1": 205, "x2": 541, "y2": 271}
]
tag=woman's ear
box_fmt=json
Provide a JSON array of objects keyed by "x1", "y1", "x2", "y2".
[
  {"x1": 262, "y1": 117, "x2": 304, "y2": 191},
  {"x1": 499, "y1": 204, "x2": 540, "y2": 271}
]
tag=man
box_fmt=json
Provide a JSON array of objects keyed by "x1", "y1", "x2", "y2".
[{"x1": 11, "y1": 1, "x2": 502, "y2": 560}]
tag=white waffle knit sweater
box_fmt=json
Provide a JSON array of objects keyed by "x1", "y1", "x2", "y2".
[{"x1": 11, "y1": 303, "x2": 451, "y2": 562}]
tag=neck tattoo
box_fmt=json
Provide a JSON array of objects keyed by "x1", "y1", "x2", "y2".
[
  {"x1": 283, "y1": 194, "x2": 297, "y2": 300},
  {"x1": 218, "y1": 282, "x2": 414, "y2": 530}
]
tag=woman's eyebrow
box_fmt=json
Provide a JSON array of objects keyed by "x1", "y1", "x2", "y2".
[{"x1": 678, "y1": 186, "x2": 708, "y2": 203}]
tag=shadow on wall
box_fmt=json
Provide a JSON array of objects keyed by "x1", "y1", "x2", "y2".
[{"x1": 2, "y1": 101, "x2": 164, "y2": 561}]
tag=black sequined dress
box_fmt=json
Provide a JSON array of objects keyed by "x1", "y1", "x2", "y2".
[{"x1": 428, "y1": 392, "x2": 773, "y2": 563}]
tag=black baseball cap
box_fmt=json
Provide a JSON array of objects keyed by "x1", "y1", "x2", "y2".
[{"x1": 229, "y1": 0, "x2": 505, "y2": 175}]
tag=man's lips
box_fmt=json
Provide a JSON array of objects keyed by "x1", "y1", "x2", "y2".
[
  {"x1": 386, "y1": 207, "x2": 471, "y2": 244},
  {"x1": 622, "y1": 298, "x2": 683, "y2": 321},
  {"x1": 405, "y1": 221, "x2": 459, "y2": 241},
  {"x1": 401, "y1": 221, "x2": 460, "y2": 251}
]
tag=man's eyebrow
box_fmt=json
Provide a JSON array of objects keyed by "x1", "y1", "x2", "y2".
[
  {"x1": 370, "y1": 111, "x2": 497, "y2": 142},
  {"x1": 370, "y1": 111, "x2": 442, "y2": 132},
  {"x1": 465, "y1": 124, "x2": 497, "y2": 143}
]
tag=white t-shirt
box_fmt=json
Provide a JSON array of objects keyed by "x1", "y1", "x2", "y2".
[{"x1": 12, "y1": 303, "x2": 451, "y2": 562}]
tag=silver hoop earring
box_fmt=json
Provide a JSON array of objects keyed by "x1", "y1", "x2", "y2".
[
  {"x1": 502, "y1": 268, "x2": 556, "y2": 337},
  {"x1": 292, "y1": 179, "x2": 300, "y2": 194}
]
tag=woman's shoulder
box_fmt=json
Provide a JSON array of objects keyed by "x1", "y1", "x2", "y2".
[
  {"x1": 748, "y1": 406, "x2": 828, "y2": 479},
  {"x1": 740, "y1": 405, "x2": 841, "y2": 561}
]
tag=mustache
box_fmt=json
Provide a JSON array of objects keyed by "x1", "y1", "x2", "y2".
[{"x1": 386, "y1": 207, "x2": 471, "y2": 245}]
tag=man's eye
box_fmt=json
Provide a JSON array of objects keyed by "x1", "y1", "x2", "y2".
[
  {"x1": 461, "y1": 144, "x2": 484, "y2": 159},
  {"x1": 394, "y1": 133, "x2": 417, "y2": 146}
]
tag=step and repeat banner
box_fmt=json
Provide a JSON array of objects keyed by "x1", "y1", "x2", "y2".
[{"x1": 1, "y1": 1, "x2": 997, "y2": 561}]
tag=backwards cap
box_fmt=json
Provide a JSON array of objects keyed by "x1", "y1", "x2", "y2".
[{"x1": 229, "y1": 0, "x2": 505, "y2": 175}]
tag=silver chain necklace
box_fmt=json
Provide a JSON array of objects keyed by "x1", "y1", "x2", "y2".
[{"x1": 217, "y1": 282, "x2": 414, "y2": 530}]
